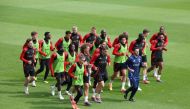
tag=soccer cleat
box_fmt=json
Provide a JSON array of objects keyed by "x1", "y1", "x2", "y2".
[
  {"x1": 156, "y1": 79, "x2": 162, "y2": 82},
  {"x1": 121, "y1": 88, "x2": 126, "y2": 93},
  {"x1": 43, "y1": 80, "x2": 49, "y2": 83},
  {"x1": 138, "y1": 87, "x2": 142, "y2": 91},
  {"x1": 58, "y1": 92, "x2": 64, "y2": 100},
  {"x1": 84, "y1": 101, "x2": 91, "y2": 106},
  {"x1": 142, "y1": 80, "x2": 150, "y2": 84},
  {"x1": 31, "y1": 81, "x2": 36, "y2": 87},
  {"x1": 91, "y1": 96, "x2": 97, "y2": 102},
  {"x1": 50, "y1": 85, "x2": 55, "y2": 96},
  {"x1": 24, "y1": 87, "x2": 29, "y2": 95},
  {"x1": 59, "y1": 95, "x2": 64, "y2": 100},
  {"x1": 129, "y1": 98, "x2": 135, "y2": 102},
  {"x1": 109, "y1": 83, "x2": 113, "y2": 91},
  {"x1": 65, "y1": 91, "x2": 72, "y2": 96},
  {"x1": 95, "y1": 98, "x2": 102, "y2": 103},
  {"x1": 124, "y1": 94, "x2": 128, "y2": 100}
]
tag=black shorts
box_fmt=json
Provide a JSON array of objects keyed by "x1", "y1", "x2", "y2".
[
  {"x1": 151, "y1": 58, "x2": 163, "y2": 66},
  {"x1": 54, "y1": 72, "x2": 64, "y2": 78},
  {"x1": 95, "y1": 72, "x2": 108, "y2": 82},
  {"x1": 83, "y1": 75, "x2": 90, "y2": 83},
  {"x1": 142, "y1": 55, "x2": 147, "y2": 62},
  {"x1": 23, "y1": 65, "x2": 35, "y2": 77},
  {"x1": 113, "y1": 62, "x2": 127, "y2": 72},
  {"x1": 62, "y1": 72, "x2": 72, "y2": 83}
]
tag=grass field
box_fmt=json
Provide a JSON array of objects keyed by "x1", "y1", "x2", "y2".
[{"x1": 0, "y1": 0, "x2": 190, "y2": 109}]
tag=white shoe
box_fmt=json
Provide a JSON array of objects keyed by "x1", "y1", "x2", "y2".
[
  {"x1": 65, "y1": 91, "x2": 72, "y2": 96},
  {"x1": 138, "y1": 87, "x2": 142, "y2": 91},
  {"x1": 58, "y1": 91, "x2": 64, "y2": 100},
  {"x1": 43, "y1": 80, "x2": 48, "y2": 83},
  {"x1": 24, "y1": 87, "x2": 29, "y2": 95},
  {"x1": 31, "y1": 81, "x2": 36, "y2": 87},
  {"x1": 50, "y1": 85, "x2": 55, "y2": 96}
]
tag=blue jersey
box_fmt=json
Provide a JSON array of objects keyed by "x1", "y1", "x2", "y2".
[{"x1": 125, "y1": 55, "x2": 142, "y2": 78}]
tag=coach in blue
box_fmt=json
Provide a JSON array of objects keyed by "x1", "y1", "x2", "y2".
[{"x1": 124, "y1": 48, "x2": 143, "y2": 102}]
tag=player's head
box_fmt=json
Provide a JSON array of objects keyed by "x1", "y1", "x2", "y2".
[
  {"x1": 25, "y1": 38, "x2": 33, "y2": 48},
  {"x1": 100, "y1": 45, "x2": 108, "y2": 56},
  {"x1": 143, "y1": 29, "x2": 150, "y2": 37},
  {"x1": 134, "y1": 48, "x2": 139, "y2": 56},
  {"x1": 44, "y1": 32, "x2": 51, "y2": 40},
  {"x1": 136, "y1": 33, "x2": 145, "y2": 43},
  {"x1": 57, "y1": 47, "x2": 64, "y2": 54},
  {"x1": 65, "y1": 30, "x2": 71, "y2": 39},
  {"x1": 100, "y1": 29, "x2": 107, "y2": 38},
  {"x1": 159, "y1": 26, "x2": 165, "y2": 33},
  {"x1": 91, "y1": 26, "x2": 96, "y2": 34},
  {"x1": 72, "y1": 26, "x2": 78, "y2": 33},
  {"x1": 69, "y1": 43, "x2": 75, "y2": 52},
  {"x1": 119, "y1": 34, "x2": 128, "y2": 45},
  {"x1": 80, "y1": 43, "x2": 90, "y2": 54},
  {"x1": 31, "y1": 31, "x2": 38, "y2": 40},
  {"x1": 78, "y1": 53, "x2": 86, "y2": 64},
  {"x1": 100, "y1": 40, "x2": 107, "y2": 48},
  {"x1": 157, "y1": 32, "x2": 165, "y2": 42}
]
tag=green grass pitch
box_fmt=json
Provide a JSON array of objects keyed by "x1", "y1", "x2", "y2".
[{"x1": 0, "y1": 0, "x2": 190, "y2": 109}]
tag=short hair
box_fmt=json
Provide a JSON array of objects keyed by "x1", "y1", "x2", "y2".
[
  {"x1": 31, "y1": 31, "x2": 38, "y2": 36},
  {"x1": 80, "y1": 43, "x2": 90, "y2": 53},
  {"x1": 65, "y1": 31, "x2": 71, "y2": 35},
  {"x1": 72, "y1": 26, "x2": 78, "y2": 29},
  {"x1": 78, "y1": 53, "x2": 85, "y2": 61},
  {"x1": 119, "y1": 33, "x2": 128, "y2": 41},
  {"x1": 91, "y1": 26, "x2": 96, "y2": 30},
  {"x1": 143, "y1": 29, "x2": 149, "y2": 34},
  {"x1": 44, "y1": 32, "x2": 50, "y2": 37},
  {"x1": 25, "y1": 38, "x2": 32, "y2": 45}
]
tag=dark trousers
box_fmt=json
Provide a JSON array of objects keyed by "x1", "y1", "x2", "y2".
[
  {"x1": 125, "y1": 77, "x2": 139, "y2": 99},
  {"x1": 74, "y1": 85, "x2": 83, "y2": 104},
  {"x1": 35, "y1": 59, "x2": 50, "y2": 81}
]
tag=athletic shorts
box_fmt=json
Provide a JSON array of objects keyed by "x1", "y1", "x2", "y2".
[
  {"x1": 62, "y1": 72, "x2": 72, "y2": 83},
  {"x1": 54, "y1": 72, "x2": 64, "y2": 78},
  {"x1": 23, "y1": 65, "x2": 35, "y2": 77},
  {"x1": 142, "y1": 55, "x2": 147, "y2": 62},
  {"x1": 83, "y1": 75, "x2": 89, "y2": 83},
  {"x1": 94, "y1": 72, "x2": 108, "y2": 82},
  {"x1": 113, "y1": 62, "x2": 127, "y2": 72},
  {"x1": 151, "y1": 57, "x2": 163, "y2": 66}
]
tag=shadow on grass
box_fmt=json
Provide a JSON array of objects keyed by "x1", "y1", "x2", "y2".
[{"x1": 0, "y1": 79, "x2": 23, "y2": 86}]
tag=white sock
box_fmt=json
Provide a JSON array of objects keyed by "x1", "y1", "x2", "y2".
[
  {"x1": 24, "y1": 86, "x2": 28, "y2": 91},
  {"x1": 154, "y1": 68, "x2": 158, "y2": 77},
  {"x1": 96, "y1": 94, "x2": 101, "y2": 98},
  {"x1": 58, "y1": 91, "x2": 61, "y2": 96},
  {"x1": 92, "y1": 88, "x2": 95, "y2": 93},
  {"x1": 93, "y1": 92, "x2": 97, "y2": 97},
  {"x1": 143, "y1": 74, "x2": 147, "y2": 81},
  {"x1": 157, "y1": 75, "x2": 161, "y2": 80},
  {"x1": 84, "y1": 96, "x2": 88, "y2": 102},
  {"x1": 121, "y1": 82, "x2": 125, "y2": 89},
  {"x1": 127, "y1": 80, "x2": 131, "y2": 87}
]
